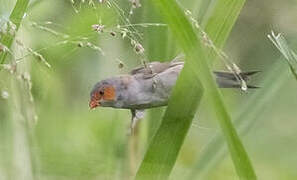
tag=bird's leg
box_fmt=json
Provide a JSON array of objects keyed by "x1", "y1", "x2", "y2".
[
  {"x1": 130, "y1": 109, "x2": 145, "y2": 134},
  {"x1": 130, "y1": 109, "x2": 136, "y2": 134}
]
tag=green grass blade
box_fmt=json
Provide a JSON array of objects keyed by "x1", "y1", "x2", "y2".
[
  {"x1": 0, "y1": 0, "x2": 30, "y2": 65},
  {"x1": 268, "y1": 31, "x2": 297, "y2": 80},
  {"x1": 204, "y1": 0, "x2": 245, "y2": 49},
  {"x1": 192, "y1": 0, "x2": 213, "y2": 22},
  {"x1": 136, "y1": 66, "x2": 204, "y2": 180},
  {"x1": 188, "y1": 60, "x2": 289, "y2": 179},
  {"x1": 141, "y1": 0, "x2": 176, "y2": 141},
  {"x1": 142, "y1": 0, "x2": 170, "y2": 61},
  {"x1": 200, "y1": 0, "x2": 246, "y2": 74},
  {"x1": 135, "y1": 0, "x2": 256, "y2": 179},
  {"x1": 185, "y1": 0, "x2": 254, "y2": 178}
]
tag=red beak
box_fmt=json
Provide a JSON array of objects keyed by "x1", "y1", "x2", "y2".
[{"x1": 89, "y1": 100, "x2": 100, "y2": 109}]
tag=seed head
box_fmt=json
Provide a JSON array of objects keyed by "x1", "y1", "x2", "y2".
[
  {"x1": 130, "y1": 0, "x2": 141, "y2": 8},
  {"x1": 117, "y1": 59, "x2": 124, "y2": 69},
  {"x1": 92, "y1": 24, "x2": 105, "y2": 33},
  {"x1": 134, "y1": 43, "x2": 144, "y2": 54},
  {"x1": 78, "y1": 42, "x2": 84, "y2": 47},
  {"x1": 110, "y1": 31, "x2": 116, "y2": 36},
  {"x1": 1, "y1": 90, "x2": 9, "y2": 99}
]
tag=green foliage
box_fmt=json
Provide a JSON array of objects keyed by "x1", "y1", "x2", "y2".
[
  {"x1": 141, "y1": 0, "x2": 172, "y2": 141},
  {"x1": 268, "y1": 31, "x2": 297, "y2": 80},
  {"x1": 1, "y1": 0, "x2": 297, "y2": 179},
  {"x1": 0, "y1": 0, "x2": 30, "y2": 64},
  {"x1": 204, "y1": 0, "x2": 245, "y2": 49},
  {"x1": 135, "y1": 0, "x2": 256, "y2": 179},
  {"x1": 187, "y1": 60, "x2": 290, "y2": 179}
]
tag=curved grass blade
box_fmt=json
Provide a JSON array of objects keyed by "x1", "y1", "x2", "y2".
[
  {"x1": 204, "y1": 0, "x2": 245, "y2": 49},
  {"x1": 268, "y1": 31, "x2": 297, "y2": 80},
  {"x1": 192, "y1": 0, "x2": 214, "y2": 22},
  {"x1": 0, "y1": 0, "x2": 30, "y2": 65},
  {"x1": 135, "y1": 0, "x2": 256, "y2": 179},
  {"x1": 187, "y1": 60, "x2": 289, "y2": 179}
]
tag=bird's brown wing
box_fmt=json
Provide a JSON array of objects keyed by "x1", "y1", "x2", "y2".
[
  {"x1": 129, "y1": 65, "x2": 149, "y2": 75},
  {"x1": 130, "y1": 62, "x2": 167, "y2": 75},
  {"x1": 130, "y1": 61, "x2": 184, "y2": 77}
]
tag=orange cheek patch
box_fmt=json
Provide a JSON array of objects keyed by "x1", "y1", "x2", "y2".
[{"x1": 103, "y1": 86, "x2": 116, "y2": 101}]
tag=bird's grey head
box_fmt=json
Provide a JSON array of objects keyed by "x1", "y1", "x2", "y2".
[{"x1": 89, "y1": 79, "x2": 117, "y2": 109}]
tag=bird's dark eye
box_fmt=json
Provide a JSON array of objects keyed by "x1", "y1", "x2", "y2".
[{"x1": 99, "y1": 90, "x2": 104, "y2": 95}]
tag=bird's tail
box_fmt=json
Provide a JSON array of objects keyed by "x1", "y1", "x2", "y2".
[{"x1": 214, "y1": 71, "x2": 259, "y2": 89}]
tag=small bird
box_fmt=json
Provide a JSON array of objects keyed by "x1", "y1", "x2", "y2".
[{"x1": 89, "y1": 59, "x2": 258, "y2": 131}]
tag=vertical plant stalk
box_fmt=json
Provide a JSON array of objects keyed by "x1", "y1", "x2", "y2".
[
  {"x1": 0, "y1": 0, "x2": 35, "y2": 179},
  {"x1": 10, "y1": 77, "x2": 34, "y2": 180},
  {"x1": 128, "y1": 126, "x2": 140, "y2": 178},
  {"x1": 136, "y1": 0, "x2": 256, "y2": 180},
  {"x1": 0, "y1": 0, "x2": 30, "y2": 65}
]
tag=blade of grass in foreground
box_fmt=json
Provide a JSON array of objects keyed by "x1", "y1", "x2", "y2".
[
  {"x1": 141, "y1": 0, "x2": 173, "y2": 141},
  {"x1": 187, "y1": 60, "x2": 289, "y2": 179},
  {"x1": 0, "y1": 0, "x2": 30, "y2": 65},
  {"x1": 135, "y1": 0, "x2": 256, "y2": 179},
  {"x1": 268, "y1": 31, "x2": 297, "y2": 80},
  {"x1": 204, "y1": 0, "x2": 245, "y2": 50}
]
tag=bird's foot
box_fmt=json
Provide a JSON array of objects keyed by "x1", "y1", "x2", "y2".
[{"x1": 129, "y1": 109, "x2": 145, "y2": 135}]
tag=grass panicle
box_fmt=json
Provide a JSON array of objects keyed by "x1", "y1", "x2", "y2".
[{"x1": 268, "y1": 31, "x2": 297, "y2": 79}]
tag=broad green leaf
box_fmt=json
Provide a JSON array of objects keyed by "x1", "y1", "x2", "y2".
[{"x1": 135, "y1": 0, "x2": 256, "y2": 179}]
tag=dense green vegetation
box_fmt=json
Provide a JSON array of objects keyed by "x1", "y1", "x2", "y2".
[{"x1": 1, "y1": 0, "x2": 297, "y2": 179}]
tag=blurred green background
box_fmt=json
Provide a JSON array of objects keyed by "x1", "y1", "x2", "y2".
[{"x1": 1, "y1": 0, "x2": 297, "y2": 179}]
